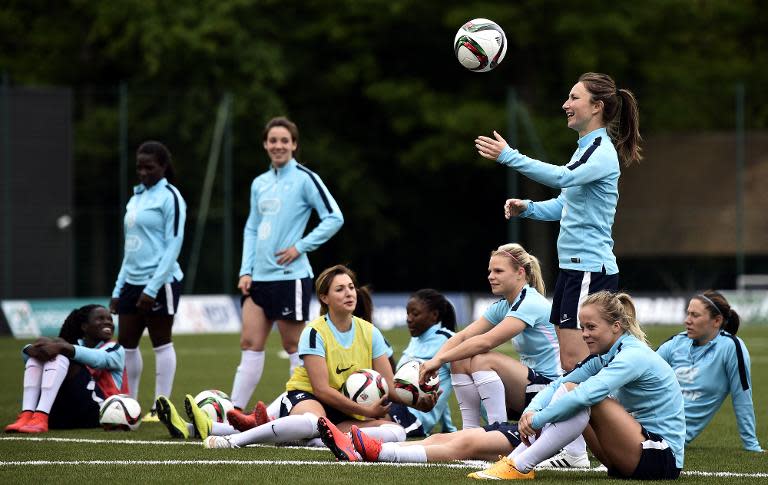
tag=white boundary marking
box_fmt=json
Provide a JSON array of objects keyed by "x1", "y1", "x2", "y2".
[{"x1": 1, "y1": 437, "x2": 766, "y2": 478}]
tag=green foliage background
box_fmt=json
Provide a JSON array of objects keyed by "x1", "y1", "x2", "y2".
[{"x1": 1, "y1": 0, "x2": 766, "y2": 294}]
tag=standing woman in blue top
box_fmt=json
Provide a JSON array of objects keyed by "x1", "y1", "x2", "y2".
[
  {"x1": 110, "y1": 141, "x2": 186, "y2": 421},
  {"x1": 229, "y1": 117, "x2": 344, "y2": 417},
  {"x1": 475, "y1": 72, "x2": 642, "y2": 373},
  {"x1": 471, "y1": 291, "x2": 685, "y2": 480},
  {"x1": 657, "y1": 290, "x2": 763, "y2": 452}
]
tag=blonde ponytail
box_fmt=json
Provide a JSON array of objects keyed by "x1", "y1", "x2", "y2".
[
  {"x1": 493, "y1": 243, "x2": 546, "y2": 295},
  {"x1": 583, "y1": 291, "x2": 649, "y2": 346}
]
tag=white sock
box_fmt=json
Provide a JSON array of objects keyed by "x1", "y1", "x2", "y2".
[
  {"x1": 472, "y1": 370, "x2": 507, "y2": 424},
  {"x1": 153, "y1": 343, "x2": 176, "y2": 406},
  {"x1": 359, "y1": 423, "x2": 406, "y2": 443},
  {"x1": 452, "y1": 373, "x2": 481, "y2": 428},
  {"x1": 230, "y1": 350, "x2": 265, "y2": 410},
  {"x1": 36, "y1": 355, "x2": 70, "y2": 414},
  {"x1": 22, "y1": 358, "x2": 43, "y2": 411},
  {"x1": 378, "y1": 442, "x2": 427, "y2": 463},
  {"x1": 563, "y1": 434, "x2": 587, "y2": 457},
  {"x1": 229, "y1": 412, "x2": 318, "y2": 447},
  {"x1": 288, "y1": 352, "x2": 301, "y2": 376},
  {"x1": 305, "y1": 437, "x2": 325, "y2": 447},
  {"x1": 512, "y1": 385, "x2": 590, "y2": 473},
  {"x1": 211, "y1": 421, "x2": 238, "y2": 436},
  {"x1": 266, "y1": 393, "x2": 285, "y2": 420},
  {"x1": 124, "y1": 347, "x2": 143, "y2": 399}
]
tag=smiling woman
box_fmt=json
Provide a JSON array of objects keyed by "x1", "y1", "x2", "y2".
[
  {"x1": 228, "y1": 117, "x2": 345, "y2": 420},
  {"x1": 475, "y1": 73, "x2": 642, "y2": 376},
  {"x1": 4, "y1": 305, "x2": 128, "y2": 433}
]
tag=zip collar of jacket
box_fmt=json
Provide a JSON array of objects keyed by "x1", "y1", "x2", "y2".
[
  {"x1": 271, "y1": 158, "x2": 298, "y2": 175},
  {"x1": 134, "y1": 177, "x2": 169, "y2": 194}
]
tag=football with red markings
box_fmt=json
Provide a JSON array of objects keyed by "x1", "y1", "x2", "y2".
[
  {"x1": 194, "y1": 389, "x2": 235, "y2": 424},
  {"x1": 341, "y1": 369, "x2": 388, "y2": 406},
  {"x1": 454, "y1": 18, "x2": 507, "y2": 72},
  {"x1": 99, "y1": 394, "x2": 142, "y2": 431},
  {"x1": 394, "y1": 360, "x2": 439, "y2": 406}
]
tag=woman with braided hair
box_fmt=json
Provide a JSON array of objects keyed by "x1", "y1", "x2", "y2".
[{"x1": 4, "y1": 304, "x2": 127, "y2": 433}]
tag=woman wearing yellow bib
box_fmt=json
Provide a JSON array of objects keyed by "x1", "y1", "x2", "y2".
[{"x1": 200, "y1": 265, "x2": 408, "y2": 449}]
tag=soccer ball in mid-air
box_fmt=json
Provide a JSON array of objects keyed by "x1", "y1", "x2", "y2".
[
  {"x1": 194, "y1": 389, "x2": 235, "y2": 423},
  {"x1": 341, "y1": 369, "x2": 389, "y2": 406},
  {"x1": 99, "y1": 394, "x2": 142, "y2": 431},
  {"x1": 454, "y1": 18, "x2": 507, "y2": 72},
  {"x1": 393, "y1": 360, "x2": 439, "y2": 406}
]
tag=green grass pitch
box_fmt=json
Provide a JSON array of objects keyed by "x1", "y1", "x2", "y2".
[{"x1": 1, "y1": 326, "x2": 766, "y2": 483}]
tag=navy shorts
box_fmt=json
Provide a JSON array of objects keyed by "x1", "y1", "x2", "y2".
[
  {"x1": 388, "y1": 402, "x2": 426, "y2": 438},
  {"x1": 117, "y1": 280, "x2": 182, "y2": 316},
  {"x1": 243, "y1": 278, "x2": 312, "y2": 322},
  {"x1": 607, "y1": 427, "x2": 681, "y2": 480},
  {"x1": 483, "y1": 421, "x2": 522, "y2": 448},
  {"x1": 508, "y1": 368, "x2": 553, "y2": 421},
  {"x1": 48, "y1": 365, "x2": 102, "y2": 429},
  {"x1": 550, "y1": 268, "x2": 619, "y2": 329},
  {"x1": 279, "y1": 389, "x2": 356, "y2": 425}
]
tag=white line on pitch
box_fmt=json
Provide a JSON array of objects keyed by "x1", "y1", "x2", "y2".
[{"x1": 0, "y1": 459, "x2": 767, "y2": 478}]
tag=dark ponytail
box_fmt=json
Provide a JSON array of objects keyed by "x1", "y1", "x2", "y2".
[
  {"x1": 411, "y1": 289, "x2": 457, "y2": 332},
  {"x1": 58, "y1": 304, "x2": 102, "y2": 344}
]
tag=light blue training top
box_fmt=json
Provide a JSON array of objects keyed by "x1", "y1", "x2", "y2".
[
  {"x1": 297, "y1": 316, "x2": 389, "y2": 360},
  {"x1": 526, "y1": 333, "x2": 686, "y2": 469},
  {"x1": 498, "y1": 127, "x2": 620, "y2": 274},
  {"x1": 483, "y1": 285, "x2": 561, "y2": 380},
  {"x1": 397, "y1": 323, "x2": 457, "y2": 434},
  {"x1": 112, "y1": 178, "x2": 186, "y2": 299},
  {"x1": 657, "y1": 331, "x2": 762, "y2": 451},
  {"x1": 239, "y1": 159, "x2": 344, "y2": 281}
]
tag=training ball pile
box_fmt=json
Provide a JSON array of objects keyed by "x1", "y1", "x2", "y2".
[
  {"x1": 454, "y1": 18, "x2": 507, "y2": 72},
  {"x1": 342, "y1": 369, "x2": 388, "y2": 406},
  {"x1": 393, "y1": 360, "x2": 439, "y2": 406},
  {"x1": 99, "y1": 394, "x2": 142, "y2": 431},
  {"x1": 194, "y1": 389, "x2": 234, "y2": 424}
]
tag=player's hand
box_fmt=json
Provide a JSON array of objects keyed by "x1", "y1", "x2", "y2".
[
  {"x1": 419, "y1": 358, "x2": 440, "y2": 386},
  {"x1": 136, "y1": 293, "x2": 155, "y2": 314},
  {"x1": 475, "y1": 130, "x2": 509, "y2": 160},
  {"x1": 518, "y1": 411, "x2": 540, "y2": 446},
  {"x1": 237, "y1": 275, "x2": 253, "y2": 295},
  {"x1": 413, "y1": 389, "x2": 442, "y2": 412},
  {"x1": 275, "y1": 246, "x2": 300, "y2": 266},
  {"x1": 504, "y1": 199, "x2": 528, "y2": 219},
  {"x1": 363, "y1": 396, "x2": 391, "y2": 419},
  {"x1": 109, "y1": 298, "x2": 119, "y2": 314}
]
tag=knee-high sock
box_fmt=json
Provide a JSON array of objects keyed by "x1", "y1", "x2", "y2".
[
  {"x1": 512, "y1": 384, "x2": 590, "y2": 473},
  {"x1": 124, "y1": 347, "x2": 143, "y2": 399},
  {"x1": 153, "y1": 343, "x2": 176, "y2": 406},
  {"x1": 36, "y1": 355, "x2": 70, "y2": 414},
  {"x1": 359, "y1": 423, "x2": 406, "y2": 443},
  {"x1": 211, "y1": 421, "x2": 238, "y2": 436},
  {"x1": 378, "y1": 442, "x2": 427, "y2": 463},
  {"x1": 229, "y1": 412, "x2": 318, "y2": 447},
  {"x1": 266, "y1": 392, "x2": 284, "y2": 420},
  {"x1": 288, "y1": 352, "x2": 301, "y2": 376},
  {"x1": 472, "y1": 370, "x2": 507, "y2": 425},
  {"x1": 22, "y1": 357, "x2": 44, "y2": 411},
  {"x1": 230, "y1": 350, "x2": 265, "y2": 410},
  {"x1": 452, "y1": 373, "x2": 482, "y2": 428},
  {"x1": 564, "y1": 434, "x2": 587, "y2": 457}
]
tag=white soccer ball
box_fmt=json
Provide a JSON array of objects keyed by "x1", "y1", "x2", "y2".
[
  {"x1": 194, "y1": 389, "x2": 235, "y2": 424},
  {"x1": 394, "y1": 360, "x2": 440, "y2": 406},
  {"x1": 341, "y1": 369, "x2": 389, "y2": 406},
  {"x1": 454, "y1": 18, "x2": 507, "y2": 72},
  {"x1": 99, "y1": 394, "x2": 142, "y2": 431}
]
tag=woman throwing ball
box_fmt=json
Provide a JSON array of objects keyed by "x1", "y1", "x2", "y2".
[{"x1": 476, "y1": 72, "x2": 641, "y2": 373}]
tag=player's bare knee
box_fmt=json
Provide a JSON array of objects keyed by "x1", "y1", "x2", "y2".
[{"x1": 450, "y1": 358, "x2": 471, "y2": 374}]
